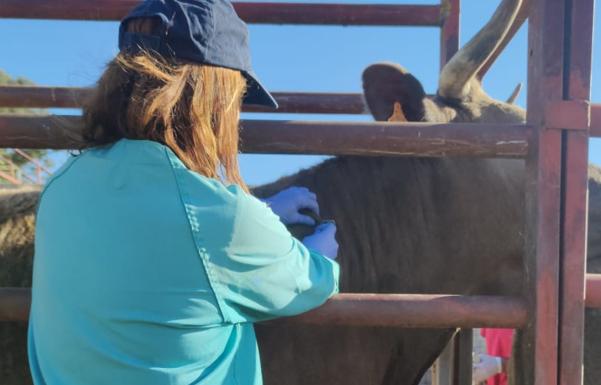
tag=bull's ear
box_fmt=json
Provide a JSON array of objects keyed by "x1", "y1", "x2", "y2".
[{"x1": 362, "y1": 62, "x2": 427, "y2": 122}]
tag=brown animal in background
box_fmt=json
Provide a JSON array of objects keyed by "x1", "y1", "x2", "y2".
[
  {"x1": 254, "y1": 0, "x2": 600, "y2": 384},
  {"x1": 0, "y1": 188, "x2": 37, "y2": 385}
]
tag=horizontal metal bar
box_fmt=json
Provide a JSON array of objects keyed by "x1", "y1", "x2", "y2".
[
  {"x1": 591, "y1": 104, "x2": 601, "y2": 137},
  {"x1": 0, "y1": 288, "x2": 527, "y2": 327},
  {"x1": 544, "y1": 100, "x2": 590, "y2": 130},
  {"x1": 283, "y1": 293, "x2": 528, "y2": 328},
  {"x1": 0, "y1": 115, "x2": 531, "y2": 158},
  {"x1": 0, "y1": 1, "x2": 443, "y2": 26},
  {"x1": 243, "y1": 120, "x2": 530, "y2": 157},
  {"x1": 586, "y1": 274, "x2": 601, "y2": 308},
  {"x1": 0, "y1": 86, "x2": 91, "y2": 109},
  {"x1": 0, "y1": 86, "x2": 367, "y2": 115}
]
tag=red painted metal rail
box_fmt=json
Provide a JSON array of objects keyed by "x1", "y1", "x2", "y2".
[
  {"x1": 0, "y1": 86, "x2": 91, "y2": 109},
  {"x1": 0, "y1": 115, "x2": 531, "y2": 158},
  {"x1": 439, "y1": 0, "x2": 460, "y2": 69},
  {"x1": 0, "y1": 287, "x2": 528, "y2": 328},
  {"x1": 287, "y1": 293, "x2": 527, "y2": 328},
  {"x1": 3, "y1": 276, "x2": 601, "y2": 325},
  {"x1": 0, "y1": 1, "x2": 443, "y2": 26},
  {"x1": 4, "y1": 89, "x2": 601, "y2": 138},
  {"x1": 557, "y1": 2, "x2": 595, "y2": 384},
  {"x1": 526, "y1": 2, "x2": 563, "y2": 384},
  {"x1": 0, "y1": 86, "x2": 367, "y2": 115}
]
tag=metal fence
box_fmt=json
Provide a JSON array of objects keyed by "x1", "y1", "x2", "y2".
[{"x1": 0, "y1": 1, "x2": 599, "y2": 385}]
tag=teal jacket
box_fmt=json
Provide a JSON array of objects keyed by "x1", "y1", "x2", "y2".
[{"x1": 28, "y1": 139, "x2": 339, "y2": 385}]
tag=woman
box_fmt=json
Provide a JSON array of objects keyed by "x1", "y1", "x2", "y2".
[{"x1": 27, "y1": 1, "x2": 340, "y2": 384}]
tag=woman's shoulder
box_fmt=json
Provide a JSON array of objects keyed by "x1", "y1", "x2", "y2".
[
  {"x1": 84, "y1": 138, "x2": 170, "y2": 165},
  {"x1": 165, "y1": 153, "x2": 246, "y2": 205}
]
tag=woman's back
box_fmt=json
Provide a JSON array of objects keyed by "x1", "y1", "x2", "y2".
[{"x1": 29, "y1": 139, "x2": 338, "y2": 385}]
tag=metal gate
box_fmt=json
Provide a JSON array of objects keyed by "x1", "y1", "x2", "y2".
[{"x1": 0, "y1": 1, "x2": 600, "y2": 384}]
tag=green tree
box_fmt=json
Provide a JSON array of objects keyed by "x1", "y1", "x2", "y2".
[{"x1": 0, "y1": 69, "x2": 52, "y2": 181}]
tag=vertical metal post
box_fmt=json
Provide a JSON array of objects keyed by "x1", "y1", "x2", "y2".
[
  {"x1": 523, "y1": 1, "x2": 566, "y2": 384},
  {"x1": 439, "y1": 3, "x2": 476, "y2": 384},
  {"x1": 440, "y1": 0, "x2": 460, "y2": 69},
  {"x1": 559, "y1": 1, "x2": 594, "y2": 384},
  {"x1": 452, "y1": 329, "x2": 473, "y2": 385}
]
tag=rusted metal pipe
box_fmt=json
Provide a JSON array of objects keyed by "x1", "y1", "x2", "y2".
[
  {"x1": 0, "y1": 86, "x2": 367, "y2": 115},
  {"x1": 0, "y1": 86, "x2": 92, "y2": 109},
  {"x1": 0, "y1": 115, "x2": 531, "y2": 158},
  {"x1": 9, "y1": 273, "x2": 600, "y2": 322},
  {"x1": 269, "y1": 294, "x2": 528, "y2": 328},
  {"x1": 0, "y1": 1, "x2": 443, "y2": 26},
  {"x1": 585, "y1": 274, "x2": 601, "y2": 308},
  {"x1": 544, "y1": 100, "x2": 591, "y2": 130},
  {"x1": 235, "y1": 3, "x2": 443, "y2": 26},
  {"x1": 0, "y1": 288, "x2": 527, "y2": 328},
  {"x1": 242, "y1": 120, "x2": 531, "y2": 157},
  {"x1": 248, "y1": 92, "x2": 366, "y2": 114},
  {"x1": 439, "y1": 0, "x2": 460, "y2": 69}
]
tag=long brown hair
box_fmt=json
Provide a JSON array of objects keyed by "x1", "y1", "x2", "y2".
[{"x1": 82, "y1": 18, "x2": 248, "y2": 191}]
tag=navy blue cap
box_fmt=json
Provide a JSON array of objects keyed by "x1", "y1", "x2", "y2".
[{"x1": 118, "y1": 0, "x2": 278, "y2": 108}]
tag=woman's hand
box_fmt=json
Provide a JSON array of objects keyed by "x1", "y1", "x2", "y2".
[
  {"x1": 262, "y1": 186, "x2": 319, "y2": 226},
  {"x1": 303, "y1": 223, "x2": 339, "y2": 260}
]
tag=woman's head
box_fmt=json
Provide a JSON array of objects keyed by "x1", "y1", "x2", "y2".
[
  {"x1": 83, "y1": 0, "x2": 277, "y2": 191},
  {"x1": 83, "y1": 44, "x2": 247, "y2": 189}
]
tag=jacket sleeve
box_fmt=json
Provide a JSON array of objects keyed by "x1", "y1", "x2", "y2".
[{"x1": 210, "y1": 186, "x2": 340, "y2": 324}]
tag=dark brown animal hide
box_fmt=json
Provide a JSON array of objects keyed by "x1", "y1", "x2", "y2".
[{"x1": 0, "y1": 187, "x2": 38, "y2": 385}]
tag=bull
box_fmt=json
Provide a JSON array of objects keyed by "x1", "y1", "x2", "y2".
[{"x1": 1, "y1": 0, "x2": 600, "y2": 384}]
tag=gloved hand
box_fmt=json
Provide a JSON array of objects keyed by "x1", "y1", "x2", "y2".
[
  {"x1": 472, "y1": 353, "x2": 503, "y2": 384},
  {"x1": 262, "y1": 186, "x2": 319, "y2": 226},
  {"x1": 302, "y1": 223, "x2": 339, "y2": 260}
]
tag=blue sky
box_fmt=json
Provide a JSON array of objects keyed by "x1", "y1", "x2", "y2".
[{"x1": 1, "y1": 0, "x2": 599, "y2": 185}]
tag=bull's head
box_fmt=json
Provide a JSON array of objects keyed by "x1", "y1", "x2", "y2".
[{"x1": 362, "y1": 0, "x2": 526, "y2": 124}]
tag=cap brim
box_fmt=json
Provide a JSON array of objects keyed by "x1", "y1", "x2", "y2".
[{"x1": 242, "y1": 72, "x2": 278, "y2": 109}]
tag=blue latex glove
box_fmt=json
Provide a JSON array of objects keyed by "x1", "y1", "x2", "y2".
[
  {"x1": 262, "y1": 186, "x2": 319, "y2": 226},
  {"x1": 303, "y1": 223, "x2": 339, "y2": 260}
]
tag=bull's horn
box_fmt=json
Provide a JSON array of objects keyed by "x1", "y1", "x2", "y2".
[
  {"x1": 506, "y1": 83, "x2": 523, "y2": 104},
  {"x1": 438, "y1": 0, "x2": 522, "y2": 100}
]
